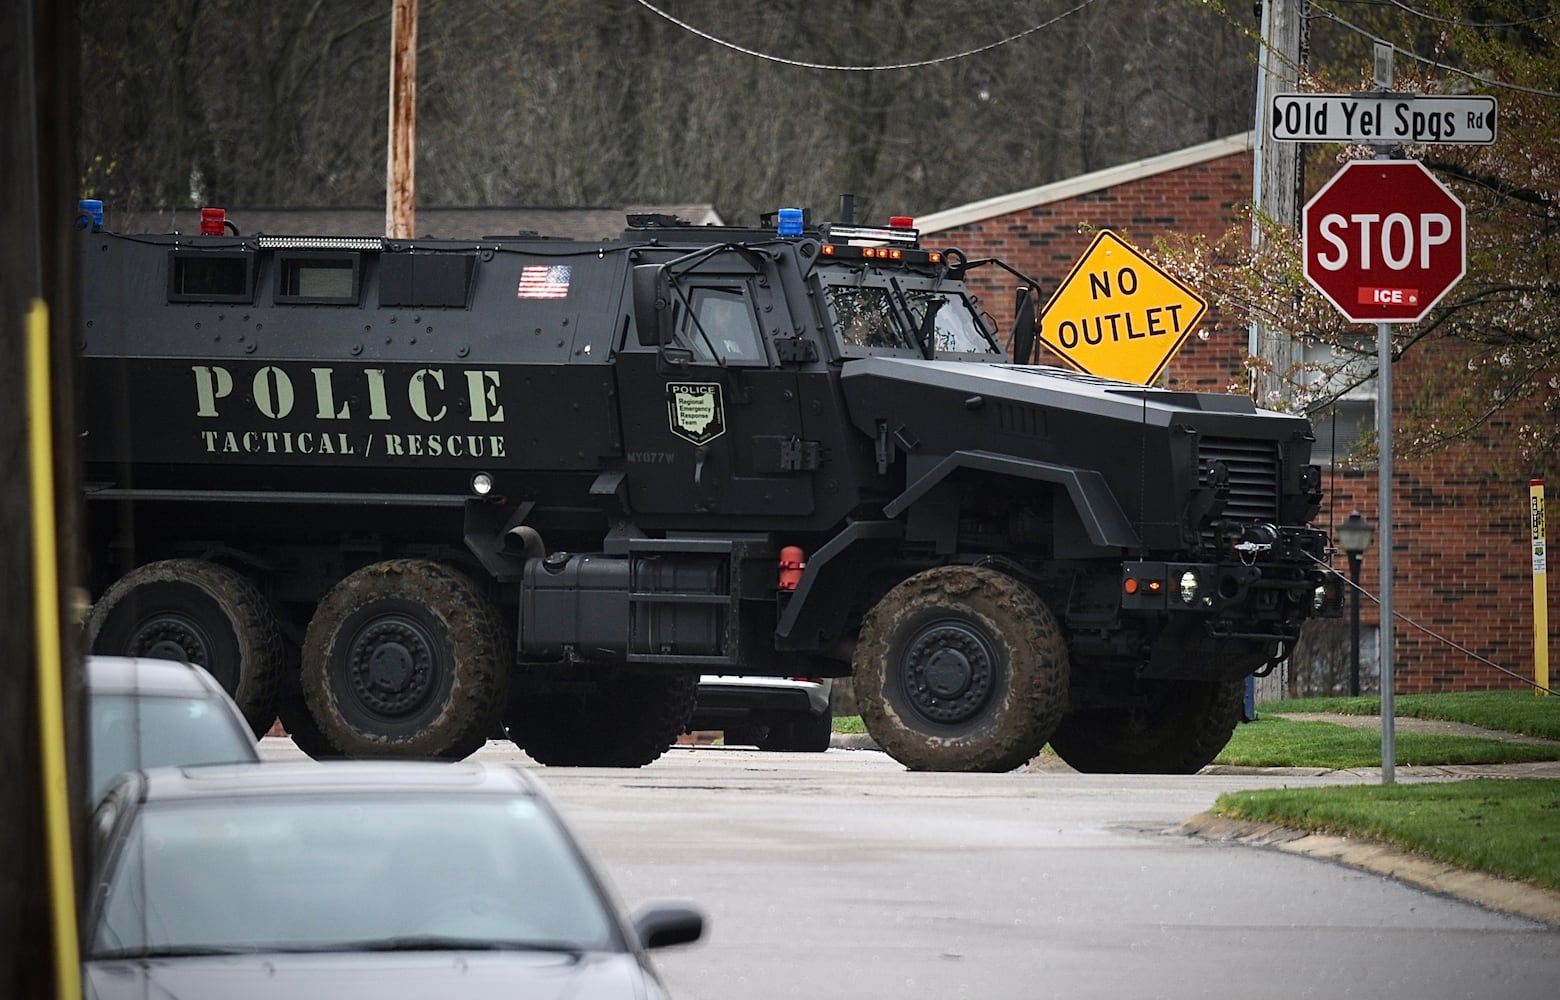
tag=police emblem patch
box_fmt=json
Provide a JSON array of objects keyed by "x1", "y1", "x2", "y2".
[{"x1": 666, "y1": 382, "x2": 726, "y2": 445}]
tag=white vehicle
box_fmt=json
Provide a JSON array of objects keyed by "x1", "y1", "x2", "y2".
[
  {"x1": 86, "y1": 655, "x2": 260, "y2": 803},
  {"x1": 690, "y1": 675, "x2": 833, "y2": 752}
]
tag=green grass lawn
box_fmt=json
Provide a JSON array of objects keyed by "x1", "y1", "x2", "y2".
[
  {"x1": 1215, "y1": 716, "x2": 1560, "y2": 769},
  {"x1": 1213, "y1": 779, "x2": 1560, "y2": 891},
  {"x1": 1261, "y1": 690, "x2": 1560, "y2": 740}
]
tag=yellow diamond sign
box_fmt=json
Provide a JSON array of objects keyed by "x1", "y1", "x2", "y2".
[{"x1": 1037, "y1": 230, "x2": 1207, "y2": 385}]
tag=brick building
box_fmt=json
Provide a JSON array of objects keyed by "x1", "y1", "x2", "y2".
[{"x1": 917, "y1": 133, "x2": 1554, "y2": 696}]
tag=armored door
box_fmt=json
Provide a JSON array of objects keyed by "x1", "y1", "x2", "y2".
[{"x1": 615, "y1": 280, "x2": 817, "y2": 520}]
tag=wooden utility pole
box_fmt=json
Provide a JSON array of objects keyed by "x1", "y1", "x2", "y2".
[
  {"x1": 1252, "y1": 0, "x2": 1303, "y2": 405},
  {"x1": 1, "y1": 0, "x2": 85, "y2": 996},
  {"x1": 1251, "y1": 0, "x2": 1304, "y2": 704},
  {"x1": 386, "y1": 0, "x2": 418, "y2": 238}
]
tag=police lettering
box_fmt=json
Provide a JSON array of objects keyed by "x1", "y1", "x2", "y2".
[{"x1": 191, "y1": 365, "x2": 504, "y2": 424}]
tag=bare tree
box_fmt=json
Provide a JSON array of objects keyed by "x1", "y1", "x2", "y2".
[{"x1": 81, "y1": 0, "x2": 1256, "y2": 226}]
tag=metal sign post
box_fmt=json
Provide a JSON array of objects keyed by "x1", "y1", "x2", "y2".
[
  {"x1": 1374, "y1": 43, "x2": 1396, "y2": 785},
  {"x1": 1277, "y1": 42, "x2": 1492, "y2": 781},
  {"x1": 1534, "y1": 480, "x2": 1550, "y2": 697}
]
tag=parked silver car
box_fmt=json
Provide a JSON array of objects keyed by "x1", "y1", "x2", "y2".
[
  {"x1": 84, "y1": 760, "x2": 703, "y2": 999},
  {"x1": 85, "y1": 655, "x2": 260, "y2": 803}
]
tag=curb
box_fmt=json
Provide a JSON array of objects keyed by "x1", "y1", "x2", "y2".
[{"x1": 1180, "y1": 812, "x2": 1560, "y2": 929}]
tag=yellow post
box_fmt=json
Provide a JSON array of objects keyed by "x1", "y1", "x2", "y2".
[
  {"x1": 29, "y1": 301, "x2": 81, "y2": 997},
  {"x1": 1534, "y1": 479, "x2": 1549, "y2": 696}
]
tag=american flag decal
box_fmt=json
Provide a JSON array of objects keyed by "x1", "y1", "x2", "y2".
[
  {"x1": 517, "y1": 263, "x2": 574, "y2": 297},
  {"x1": 517, "y1": 264, "x2": 572, "y2": 299}
]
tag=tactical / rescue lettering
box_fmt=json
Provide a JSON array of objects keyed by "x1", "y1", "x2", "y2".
[
  {"x1": 200, "y1": 430, "x2": 357, "y2": 455},
  {"x1": 380, "y1": 433, "x2": 506, "y2": 458}
]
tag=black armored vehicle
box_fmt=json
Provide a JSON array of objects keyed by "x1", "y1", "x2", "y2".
[{"x1": 78, "y1": 200, "x2": 1339, "y2": 772}]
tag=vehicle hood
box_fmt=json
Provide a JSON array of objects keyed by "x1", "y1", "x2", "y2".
[
  {"x1": 84, "y1": 950, "x2": 663, "y2": 1000},
  {"x1": 838, "y1": 356, "x2": 1306, "y2": 433}
]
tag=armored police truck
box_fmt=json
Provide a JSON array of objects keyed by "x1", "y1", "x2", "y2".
[{"x1": 78, "y1": 200, "x2": 1339, "y2": 772}]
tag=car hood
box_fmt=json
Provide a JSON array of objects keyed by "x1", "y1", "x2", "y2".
[{"x1": 84, "y1": 950, "x2": 663, "y2": 1000}]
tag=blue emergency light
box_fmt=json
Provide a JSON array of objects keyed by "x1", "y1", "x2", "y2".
[
  {"x1": 78, "y1": 199, "x2": 104, "y2": 230},
  {"x1": 776, "y1": 208, "x2": 804, "y2": 237}
]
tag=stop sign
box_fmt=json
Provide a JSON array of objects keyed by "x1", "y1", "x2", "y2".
[{"x1": 1303, "y1": 160, "x2": 1465, "y2": 324}]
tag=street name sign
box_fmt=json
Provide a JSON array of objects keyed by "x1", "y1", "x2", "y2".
[
  {"x1": 1302, "y1": 160, "x2": 1466, "y2": 324},
  {"x1": 1037, "y1": 230, "x2": 1206, "y2": 384},
  {"x1": 1271, "y1": 93, "x2": 1497, "y2": 145}
]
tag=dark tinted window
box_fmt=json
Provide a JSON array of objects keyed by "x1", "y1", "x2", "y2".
[
  {"x1": 379, "y1": 253, "x2": 475, "y2": 308},
  {"x1": 169, "y1": 253, "x2": 254, "y2": 302}
]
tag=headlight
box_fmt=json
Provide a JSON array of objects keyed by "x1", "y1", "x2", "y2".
[
  {"x1": 470, "y1": 472, "x2": 494, "y2": 496},
  {"x1": 1178, "y1": 570, "x2": 1199, "y2": 605},
  {"x1": 1313, "y1": 583, "x2": 1327, "y2": 611}
]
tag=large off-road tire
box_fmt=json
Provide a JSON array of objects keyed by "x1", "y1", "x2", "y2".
[
  {"x1": 301, "y1": 559, "x2": 508, "y2": 759},
  {"x1": 275, "y1": 694, "x2": 343, "y2": 760},
  {"x1": 86, "y1": 558, "x2": 284, "y2": 737},
  {"x1": 1048, "y1": 677, "x2": 1245, "y2": 774},
  {"x1": 853, "y1": 565, "x2": 1068, "y2": 772},
  {"x1": 508, "y1": 672, "x2": 697, "y2": 767}
]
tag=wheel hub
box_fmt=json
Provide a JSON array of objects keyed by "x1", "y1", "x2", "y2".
[
  {"x1": 130, "y1": 613, "x2": 210, "y2": 666},
  {"x1": 348, "y1": 617, "x2": 436, "y2": 718},
  {"x1": 902, "y1": 621, "x2": 995, "y2": 724}
]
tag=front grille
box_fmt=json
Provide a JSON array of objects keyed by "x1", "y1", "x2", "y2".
[{"x1": 1199, "y1": 437, "x2": 1279, "y2": 522}]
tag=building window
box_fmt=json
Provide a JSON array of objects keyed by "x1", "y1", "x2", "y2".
[{"x1": 1301, "y1": 338, "x2": 1376, "y2": 467}]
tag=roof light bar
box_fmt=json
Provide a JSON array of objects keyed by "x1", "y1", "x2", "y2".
[
  {"x1": 255, "y1": 235, "x2": 386, "y2": 251},
  {"x1": 824, "y1": 224, "x2": 919, "y2": 246}
]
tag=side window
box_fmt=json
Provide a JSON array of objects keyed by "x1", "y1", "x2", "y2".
[
  {"x1": 168, "y1": 252, "x2": 255, "y2": 303},
  {"x1": 903, "y1": 290, "x2": 997, "y2": 354},
  {"x1": 684, "y1": 286, "x2": 764, "y2": 364},
  {"x1": 276, "y1": 253, "x2": 361, "y2": 305}
]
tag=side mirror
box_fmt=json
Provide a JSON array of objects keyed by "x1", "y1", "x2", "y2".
[
  {"x1": 1009, "y1": 285, "x2": 1038, "y2": 365},
  {"x1": 629, "y1": 901, "x2": 705, "y2": 950},
  {"x1": 631, "y1": 264, "x2": 673, "y2": 347}
]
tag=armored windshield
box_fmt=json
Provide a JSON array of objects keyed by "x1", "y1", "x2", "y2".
[{"x1": 825, "y1": 283, "x2": 998, "y2": 357}]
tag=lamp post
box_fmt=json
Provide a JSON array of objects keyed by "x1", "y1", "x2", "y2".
[{"x1": 1336, "y1": 510, "x2": 1375, "y2": 696}]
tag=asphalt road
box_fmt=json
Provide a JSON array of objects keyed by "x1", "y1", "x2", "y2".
[{"x1": 260, "y1": 738, "x2": 1560, "y2": 999}]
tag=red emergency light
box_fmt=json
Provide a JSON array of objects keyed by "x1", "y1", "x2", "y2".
[{"x1": 200, "y1": 208, "x2": 226, "y2": 236}]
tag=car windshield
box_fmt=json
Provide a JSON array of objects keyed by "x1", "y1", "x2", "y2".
[
  {"x1": 92, "y1": 795, "x2": 616, "y2": 958},
  {"x1": 88, "y1": 694, "x2": 256, "y2": 802},
  {"x1": 826, "y1": 284, "x2": 995, "y2": 355}
]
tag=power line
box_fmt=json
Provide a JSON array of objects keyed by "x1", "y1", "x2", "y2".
[
  {"x1": 1381, "y1": 0, "x2": 1559, "y2": 30},
  {"x1": 1311, "y1": 5, "x2": 1560, "y2": 97},
  {"x1": 1311, "y1": 552, "x2": 1556, "y2": 695},
  {"x1": 631, "y1": 0, "x2": 1102, "y2": 72}
]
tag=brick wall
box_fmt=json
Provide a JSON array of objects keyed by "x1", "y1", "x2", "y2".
[{"x1": 922, "y1": 147, "x2": 1555, "y2": 693}]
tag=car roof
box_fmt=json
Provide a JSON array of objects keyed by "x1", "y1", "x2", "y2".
[
  {"x1": 85, "y1": 655, "x2": 227, "y2": 698},
  {"x1": 131, "y1": 760, "x2": 546, "y2": 803}
]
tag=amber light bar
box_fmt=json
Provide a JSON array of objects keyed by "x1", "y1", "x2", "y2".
[{"x1": 820, "y1": 244, "x2": 943, "y2": 265}]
